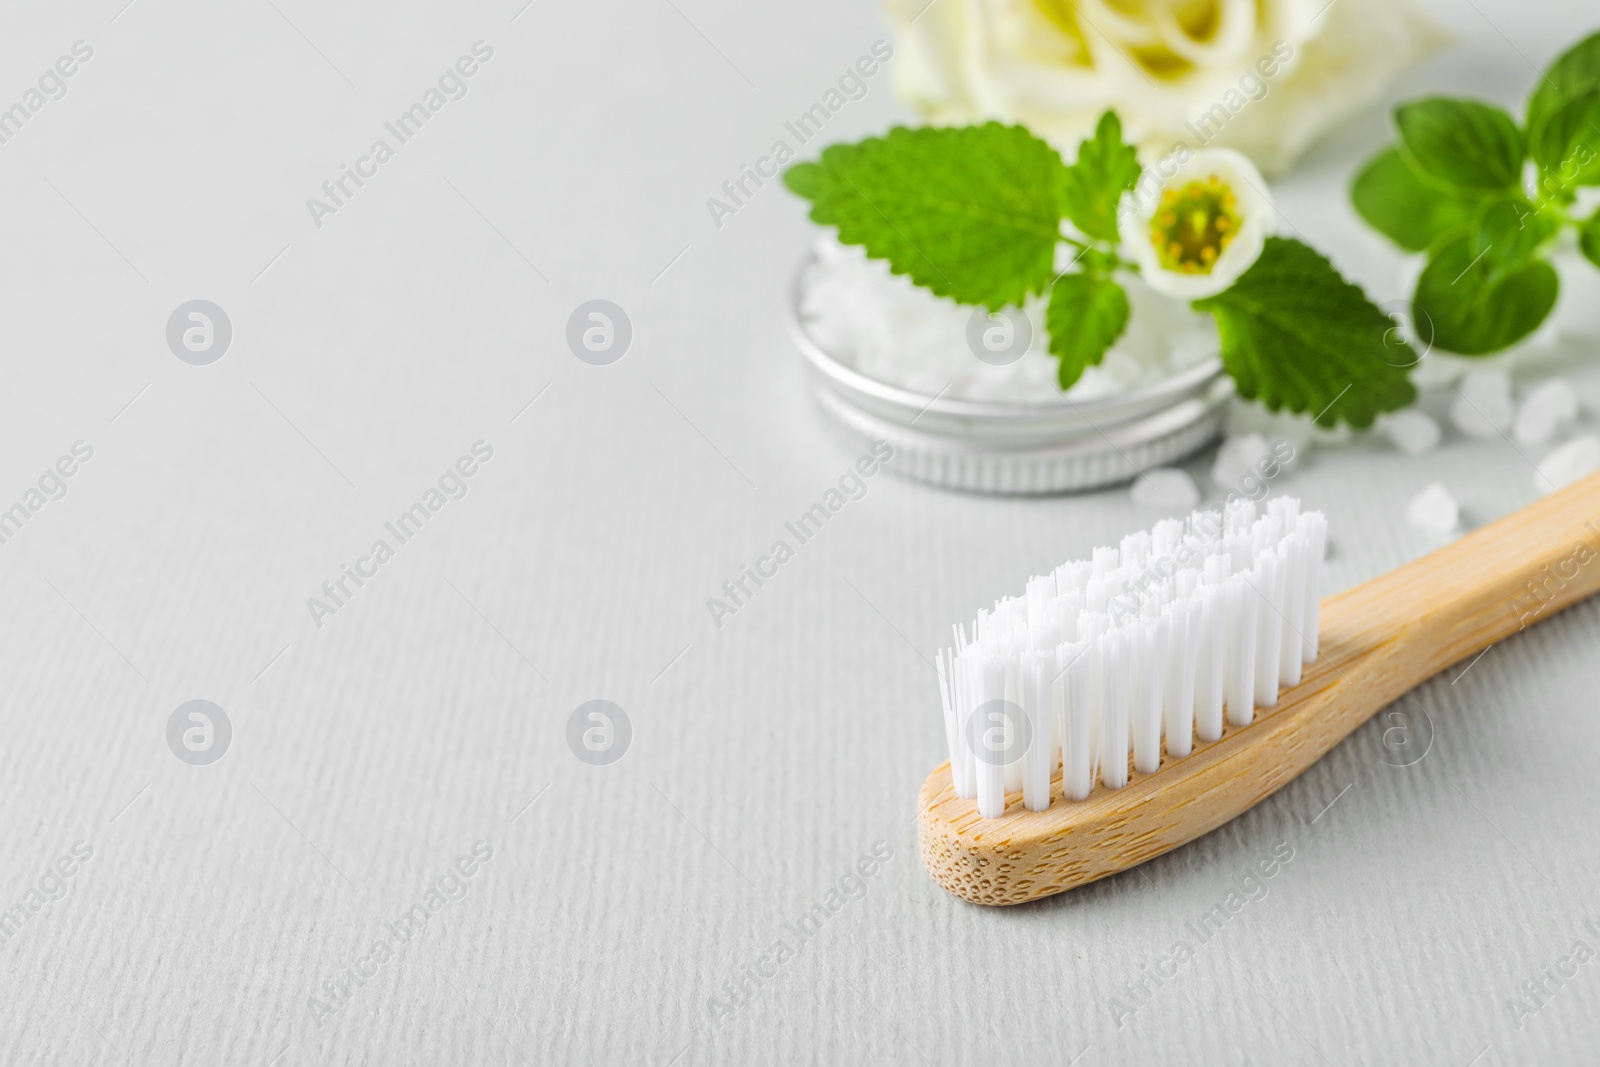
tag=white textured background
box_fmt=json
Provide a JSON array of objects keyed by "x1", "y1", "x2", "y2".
[{"x1": 1, "y1": 0, "x2": 1597, "y2": 1064}]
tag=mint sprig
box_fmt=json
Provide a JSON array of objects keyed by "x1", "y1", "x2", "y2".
[
  {"x1": 1059, "y1": 111, "x2": 1142, "y2": 243},
  {"x1": 1047, "y1": 274, "x2": 1129, "y2": 389},
  {"x1": 1531, "y1": 89, "x2": 1600, "y2": 189},
  {"x1": 1395, "y1": 98, "x2": 1523, "y2": 192},
  {"x1": 786, "y1": 112, "x2": 1411, "y2": 428},
  {"x1": 1352, "y1": 30, "x2": 1600, "y2": 357},
  {"x1": 1194, "y1": 238, "x2": 1416, "y2": 428},
  {"x1": 1470, "y1": 193, "x2": 1561, "y2": 283},
  {"x1": 782, "y1": 123, "x2": 1066, "y2": 311},
  {"x1": 1414, "y1": 233, "x2": 1559, "y2": 356},
  {"x1": 1582, "y1": 212, "x2": 1600, "y2": 270},
  {"x1": 1528, "y1": 31, "x2": 1600, "y2": 137},
  {"x1": 1351, "y1": 147, "x2": 1484, "y2": 253}
]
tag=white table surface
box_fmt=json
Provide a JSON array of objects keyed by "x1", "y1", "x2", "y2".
[{"x1": 2, "y1": 0, "x2": 1597, "y2": 1064}]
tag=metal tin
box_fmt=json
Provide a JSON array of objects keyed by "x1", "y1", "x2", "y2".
[{"x1": 789, "y1": 259, "x2": 1231, "y2": 494}]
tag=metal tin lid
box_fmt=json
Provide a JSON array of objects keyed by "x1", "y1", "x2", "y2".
[{"x1": 789, "y1": 259, "x2": 1232, "y2": 495}]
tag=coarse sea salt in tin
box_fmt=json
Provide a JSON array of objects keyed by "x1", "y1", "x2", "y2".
[{"x1": 792, "y1": 241, "x2": 1231, "y2": 494}]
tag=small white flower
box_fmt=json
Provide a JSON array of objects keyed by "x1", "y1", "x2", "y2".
[{"x1": 1119, "y1": 148, "x2": 1271, "y2": 301}]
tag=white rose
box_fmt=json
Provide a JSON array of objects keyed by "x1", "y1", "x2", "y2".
[
  {"x1": 1120, "y1": 147, "x2": 1272, "y2": 300},
  {"x1": 884, "y1": 0, "x2": 1445, "y2": 174}
]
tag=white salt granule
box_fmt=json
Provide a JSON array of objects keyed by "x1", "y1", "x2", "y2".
[
  {"x1": 1379, "y1": 409, "x2": 1441, "y2": 455},
  {"x1": 1224, "y1": 401, "x2": 1315, "y2": 455},
  {"x1": 1513, "y1": 378, "x2": 1579, "y2": 447},
  {"x1": 797, "y1": 240, "x2": 1218, "y2": 403},
  {"x1": 1407, "y1": 482, "x2": 1459, "y2": 535},
  {"x1": 1411, "y1": 353, "x2": 1464, "y2": 389},
  {"x1": 1210, "y1": 433, "x2": 1270, "y2": 489},
  {"x1": 1129, "y1": 468, "x2": 1200, "y2": 509},
  {"x1": 1449, "y1": 369, "x2": 1514, "y2": 439},
  {"x1": 1535, "y1": 434, "x2": 1600, "y2": 494}
]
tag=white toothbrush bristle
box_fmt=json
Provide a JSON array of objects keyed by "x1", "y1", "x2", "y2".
[{"x1": 939, "y1": 498, "x2": 1326, "y2": 813}]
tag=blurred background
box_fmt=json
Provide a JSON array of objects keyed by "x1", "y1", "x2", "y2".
[{"x1": 0, "y1": 0, "x2": 1596, "y2": 1063}]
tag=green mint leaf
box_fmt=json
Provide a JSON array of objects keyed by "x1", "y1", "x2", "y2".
[
  {"x1": 1582, "y1": 212, "x2": 1600, "y2": 270},
  {"x1": 1395, "y1": 98, "x2": 1524, "y2": 192},
  {"x1": 1350, "y1": 146, "x2": 1483, "y2": 252},
  {"x1": 1413, "y1": 231, "x2": 1558, "y2": 355},
  {"x1": 1531, "y1": 88, "x2": 1600, "y2": 189},
  {"x1": 1046, "y1": 273, "x2": 1129, "y2": 390},
  {"x1": 1528, "y1": 30, "x2": 1600, "y2": 137},
  {"x1": 783, "y1": 123, "x2": 1065, "y2": 311},
  {"x1": 1059, "y1": 111, "x2": 1142, "y2": 243},
  {"x1": 1470, "y1": 193, "x2": 1562, "y2": 283},
  {"x1": 1192, "y1": 237, "x2": 1416, "y2": 428}
]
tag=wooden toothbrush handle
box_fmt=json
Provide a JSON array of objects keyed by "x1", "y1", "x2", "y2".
[{"x1": 1324, "y1": 469, "x2": 1600, "y2": 692}]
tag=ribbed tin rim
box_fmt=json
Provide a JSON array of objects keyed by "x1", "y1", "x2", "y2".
[{"x1": 811, "y1": 375, "x2": 1233, "y2": 494}]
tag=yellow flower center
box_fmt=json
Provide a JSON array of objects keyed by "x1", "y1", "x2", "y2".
[{"x1": 1150, "y1": 176, "x2": 1241, "y2": 275}]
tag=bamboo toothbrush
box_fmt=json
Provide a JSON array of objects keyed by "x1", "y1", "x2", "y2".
[{"x1": 919, "y1": 470, "x2": 1600, "y2": 906}]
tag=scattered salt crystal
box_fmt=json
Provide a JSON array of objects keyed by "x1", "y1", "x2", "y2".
[
  {"x1": 1513, "y1": 378, "x2": 1579, "y2": 447},
  {"x1": 1449, "y1": 369, "x2": 1514, "y2": 439},
  {"x1": 1130, "y1": 468, "x2": 1200, "y2": 509},
  {"x1": 1533, "y1": 378, "x2": 1579, "y2": 421},
  {"x1": 1379, "y1": 409, "x2": 1440, "y2": 455},
  {"x1": 1457, "y1": 368, "x2": 1511, "y2": 403},
  {"x1": 1407, "y1": 482, "x2": 1459, "y2": 535},
  {"x1": 1412, "y1": 353, "x2": 1465, "y2": 389},
  {"x1": 1514, "y1": 407, "x2": 1558, "y2": 449},
  {"x1": 1224, "y1": 401, "x2": 1313, "y2": 455},
  {"x1": 1535, "y1": 434, "x2": 1600, "y2": 494},
  {"x1": 1310, "y1": 422, "x2": 1351, "y2": 447},
  {"x1": 1210, "y1": 433, "x2": 1270, "y2": 488}
]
